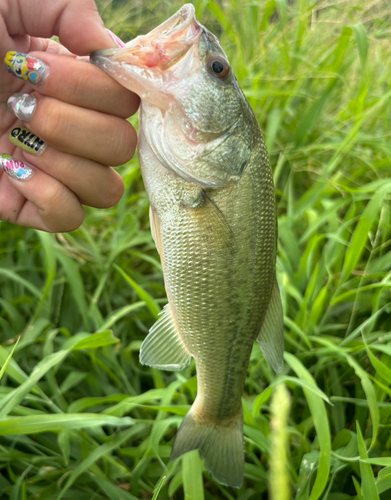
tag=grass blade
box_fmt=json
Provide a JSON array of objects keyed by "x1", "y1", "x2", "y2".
[
  {"x1": 269, "y1": 384, "x2": 291, "y2": 500},
  {"x1": 0, "y1": 337, "x2": 20, "y2": 382},
  {"x1": 357, "y1": 423, "x2": 379, "y2": 500},
  {"x1": 0, "y1": 413, "x2": 133, "y2": 435},
  {"x1": 183, "y1": 450, "x2": 205, "y2": 500},
  {"x1": 58, "y1": 425, "x2": 138, "y2": 499},
  {"x1": 285, "y1": 353, "x2": 331, "y2": 500},
  {"x1": 113, "y1": 264, "x2": 160, "y2": 318}
]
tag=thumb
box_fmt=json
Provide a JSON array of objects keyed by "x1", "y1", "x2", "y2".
[
  {"x1": 3, "y1": 0, "x2": 116, "y2": 55},
  {"x1": 57, "y1": 0, "x2": 117, "y2": 54}
]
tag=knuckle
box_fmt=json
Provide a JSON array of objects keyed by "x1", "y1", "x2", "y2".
[
  {"x1": 0, "y1": 207, "x2": 13, "y2": 224},
  {"x1": 65, "y1": 71, "x2": 85, "y2": 103},
  {"x1": 119, "y1": 92, "x2": 140, "y2": 119},
  {"x1": 37, "y1": 100, "x2": 67, "y2": 140},
  {"x1": 98, "y1": 170, "x2": 125, "y2": 208},
  {"x1": 48, "y1": 206, "x2": 85, "y2": 233},
  {"x1": 63, "y1": 208, "x2": 85, "y2": 232},
  {"x1": 41, "y1": 182, "x2": 66, "y2": 211},
  {"x1": 110, "y1": 121, "x2": 137, "y2": 166},
  {"x1": 40, "y1": 182, "x2": 84, "y2": 232}
]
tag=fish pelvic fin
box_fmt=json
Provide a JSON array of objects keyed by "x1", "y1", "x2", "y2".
[
  {"x1": 257, "y1": 278, "x2": 285, "y2": 373},
  {"x1": 171, "y1": 407, "x2": 244, "y2": 488},
  {"x1": 140, "y1": 304, "x2": 191, "y2": 371}
]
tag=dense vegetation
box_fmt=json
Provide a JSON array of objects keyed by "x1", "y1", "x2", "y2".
[{"x1": 1, "y1": 0, "x2": 391, "y2": 498}]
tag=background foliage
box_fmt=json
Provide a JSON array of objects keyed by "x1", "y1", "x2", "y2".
[{"x1": 1, "y1": 0, "x2": 391, "y2": 498}]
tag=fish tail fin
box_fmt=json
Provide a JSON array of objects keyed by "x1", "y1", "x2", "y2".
[{"x1": 171, "y1": 407, "x2": 244, "y2": 488}]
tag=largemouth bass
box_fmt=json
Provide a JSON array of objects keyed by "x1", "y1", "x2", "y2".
[{"x1": 91, "y1": 4, "x2": 284, "y2": 488}]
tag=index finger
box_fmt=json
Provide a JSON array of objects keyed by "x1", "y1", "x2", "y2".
[
  {"x1": 1, "y1": 0, "x2": 116, "y2": 56},
  {"x1": 5, "y1": 50, "x2": 139, "y2": 119}
]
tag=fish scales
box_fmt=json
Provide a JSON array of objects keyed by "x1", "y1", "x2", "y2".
[
  {"x1": 91, "y1": 3, "x2": 284, "y2": 488},
  {"x1": 140, "y1": 120, "x2": 276, "y2": 421}
]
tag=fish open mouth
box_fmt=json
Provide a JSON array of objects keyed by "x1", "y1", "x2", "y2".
[{"x1": 91, "y1": 4, "x2": 201, "y2": 70}]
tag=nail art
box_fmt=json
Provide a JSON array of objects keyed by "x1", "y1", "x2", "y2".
[
  {"x1": 0, "y1": 153, "x2": 34, "y2": 181},
  {"x1": 4, "y1": 51, "x2": 48, "y2": 85},
  {"x1": 9, "y1": 127, "x2": 47, "y2": 156},
  {"x1": 106, "y1": 29, "x2": 126, "y2": 48},
  {"x1": 7, "y1": 93, "x2": 37, "y2": 122}
]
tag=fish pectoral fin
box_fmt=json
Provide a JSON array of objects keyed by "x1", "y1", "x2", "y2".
[
  {"x1": 149, "y1": 205, "x2": 163, "y2": 257},
  {"x1": 140, "y1": 304, "x2": 192, "y2": 371},
  {"x1": 190, "y1": 190, "x2": 236, "y2": 255},
  {"x1": 257, "y1": 278, "x2": 284, "y2": 373}
]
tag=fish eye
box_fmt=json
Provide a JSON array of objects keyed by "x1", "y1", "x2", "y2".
[{"x1": 207, "y1": 56, "x2": 230, "y2": 80}]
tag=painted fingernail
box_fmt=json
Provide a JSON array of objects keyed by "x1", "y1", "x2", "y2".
[
  {"x1": 4, "y1": 51, "x2": 48, "y2": 85},
  {"x1": 9, "y1": 126, "x2": 47, "y2": 156},
  {"x1": 7, "y1": 93, "x2": 37, "y2": 122},
  {"x1": 0, "y1": 153, "x2": 34, "y2": 181},
  {"x1": 106, "y1": 29, "x2": 126, "y2": 48}
]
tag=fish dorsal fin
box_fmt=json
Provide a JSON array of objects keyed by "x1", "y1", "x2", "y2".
[
  {"x1": 257, "y1": 279, "x2": 284, "y2": 373},
  {"x1": 140, "y1": 304, "x2": 192, "y2": 371}
]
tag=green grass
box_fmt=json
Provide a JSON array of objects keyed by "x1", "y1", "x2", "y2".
[{"x1": 1, "y1": 0, "x2": 391, "y2": 498}]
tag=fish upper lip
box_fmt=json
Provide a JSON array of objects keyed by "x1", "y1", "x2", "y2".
[
  {"x1": 146, "y1": 3, "x2": 197, "y2": 38},
  {"x1": 91, "y1": 3, "x2": 201, "y2": 70}
]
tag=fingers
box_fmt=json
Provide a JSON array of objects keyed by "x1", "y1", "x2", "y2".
[
  {"x1": 20, "y1": 93, "x2": 137, "y2": 166},
  {"x1": 23, "y1": 147, "x2": 125, "y2": 209},
  {"x1": 0, "y1": 154, "x2": 85, "y2": 232},
  {"x1": 0, "y1": 145, "x2": 125, "y2": 231},
  {"x1": 1, "y1": 0, "x2": 116, "y2": 55},
  {"x1": 5, "y1": 51, "x2": 139, "y2": 118},
  {"x1": 0, "y1": 0, "x2": 137, "y2": 231}
]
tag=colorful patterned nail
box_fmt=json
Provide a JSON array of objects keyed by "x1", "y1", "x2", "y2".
[
  {"x1": 0, "y1": 153, "x2": 34, "y2": 181},
  {"x1": 9, "y1": 127, "x2": 47, "y2": 156},
  {"x1": 7, "y1": 93, "x2": 37, "y2": 122},
  {"x1": 4, "y1": 51, "x2": 48, "y2": 85}
]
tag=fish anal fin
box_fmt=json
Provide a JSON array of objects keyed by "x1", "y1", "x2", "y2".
[
  {"x1": 257, "y1": 279, "x2": 284, "y2": 373},
  {"x1": 140, "y1": 304, "x2": 191, "y2": 371}
]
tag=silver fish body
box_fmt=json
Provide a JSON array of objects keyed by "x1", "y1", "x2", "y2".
[{"x1": 91, "y1": 4, "x2": 284, "y2": 488}]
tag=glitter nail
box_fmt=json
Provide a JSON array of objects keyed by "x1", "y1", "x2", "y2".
[
  {"x1": 0, "y1": 153, "x2": 34, "y2": 180},
  {"x1": 7, "y1": 93, "x2": 37, "y2": 122}
]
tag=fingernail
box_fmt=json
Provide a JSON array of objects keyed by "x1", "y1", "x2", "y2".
[
  {"x1": 4, "y1": 51, "x2": 48, "y2": 85},
  {"x1": 0, "y1": 153, "x2": 34, "y2": 181},
  {"x1": 105, "y1": 29, "x2": 126, "y2": 48},
  {"x1": 9, "y1": 126, "x2": 47, "y2": 156},
  {"x1": 7, "y1": 93, "x2": 37, "y2": 122}
]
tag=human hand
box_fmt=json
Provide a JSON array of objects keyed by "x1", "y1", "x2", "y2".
[{"x1": 0, "y1": 0, "x2": 139, "y2": 232}]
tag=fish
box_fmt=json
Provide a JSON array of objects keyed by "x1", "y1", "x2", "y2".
[{"x1": 90, "y1": 3, "x2": 284, "y2": 489}]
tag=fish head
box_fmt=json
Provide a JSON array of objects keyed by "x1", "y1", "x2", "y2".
[{"x1": 91, "y1": 4, "x2": 253, "y2": 187}]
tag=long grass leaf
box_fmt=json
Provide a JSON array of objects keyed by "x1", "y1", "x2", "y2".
[
  {"x1": 113, "y1": 264, "x2": 160, "y2": 318},
  {"x1": 357, "y1": 423, "x2": 380, "y2": 500},
  {"x1": 183, "y1": 450, "x2": 205, "y2": 500},
  {"x1": 57, "y1": 425, "x2": 138, "y2": 499},
  {"x1": 0, "y1": 337, "x2": 20, "y2": 382},
  {"x1": 285, "y1": 353, "x2": 331, "y2": 500},
  {"x1": 0, "y1": 414, "x2": 133, "y2": 435}
]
